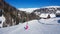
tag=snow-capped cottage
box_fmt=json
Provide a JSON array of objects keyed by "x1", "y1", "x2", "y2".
[
  {"x1": 39, "y1": 13, "x2": 49, "y2": 19},
  {"x1": 50, "y1": 13, "x2": 56, "y2": 18},
  {"x1": 39, "y1": 13, "x2": 56, "y2": 19}
]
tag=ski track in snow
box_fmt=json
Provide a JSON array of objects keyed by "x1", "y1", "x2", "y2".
[{"x1": 0, "y1": 18, "x2": 60, "y2": 34}]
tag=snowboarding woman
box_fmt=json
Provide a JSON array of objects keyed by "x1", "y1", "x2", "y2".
[{"x1": 24, "y1": 23, "x2": 29, "y2": 30}]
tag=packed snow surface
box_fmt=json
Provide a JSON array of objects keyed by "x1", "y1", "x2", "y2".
[{"x1": 0, "y1": 17, "x2": 60, "y2": 34}]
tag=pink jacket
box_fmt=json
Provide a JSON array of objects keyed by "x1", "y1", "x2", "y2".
[{"x1": 25, "y1": 24, "x2": 28, "y2": 30}]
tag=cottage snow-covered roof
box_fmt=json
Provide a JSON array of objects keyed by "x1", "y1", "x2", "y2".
[
  {"x1": 50, "y1": 14, "x2": 56, "y2": 18},
  {"x1": 39, "y1": 13, "x2": 48, "y2": 18},
  {"x1": 56, "y1": 10, "x2": 60, "y2": 13}
]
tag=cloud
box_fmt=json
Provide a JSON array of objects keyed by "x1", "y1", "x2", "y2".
[{"x1": 18, "y1": 8, "x2": 39, "y2": 13}]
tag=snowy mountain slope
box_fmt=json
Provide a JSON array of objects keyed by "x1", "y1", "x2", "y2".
[
  {"x1": 0, "y1": 17, "x2": 60, "y2": 34},
  {"x1": 41, "y1": 6, "x2": 60, "y2": 8},
  {"x1": 18, "y1": 6, "x2": 60, "y2": 14}
]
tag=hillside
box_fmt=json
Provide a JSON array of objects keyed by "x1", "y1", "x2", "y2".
[
  {"x1": 32, "y1": 6, "x2": 60, "y2": 19},
  {"x1": 0, "y1": 0, "x2": 39, "y2": 28}
]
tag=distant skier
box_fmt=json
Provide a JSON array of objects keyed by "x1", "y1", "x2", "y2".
[{"x1": 24, "y1": 23, "x2": 29, "y2": 30}]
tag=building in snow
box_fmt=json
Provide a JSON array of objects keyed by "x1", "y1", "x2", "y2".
[
  {"x1": 39, "y1": 13, "x2": 48, "y2": 19},
  {"x1": 50, "y1": 13, "x2": 56, "y2": 18},
  {"x1": 39, "y1": 13, "x2": 56, "y2": 19}
]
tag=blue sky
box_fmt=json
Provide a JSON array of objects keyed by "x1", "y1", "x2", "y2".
[{"x1": 5, "y1": 0, "x2": 60, "y2": 8}]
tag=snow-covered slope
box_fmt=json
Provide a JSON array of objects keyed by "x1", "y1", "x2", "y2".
[
  {"x1": 0, "y1": 17, "x2": 60, "y2": 34},
  {"x1": 38, "y1": 17, "x2": 60, "y2": 25}
]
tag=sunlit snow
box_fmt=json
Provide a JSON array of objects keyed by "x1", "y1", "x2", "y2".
[{"x1": 0, "y1": 17, "x2": 60, "y2": 34}]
